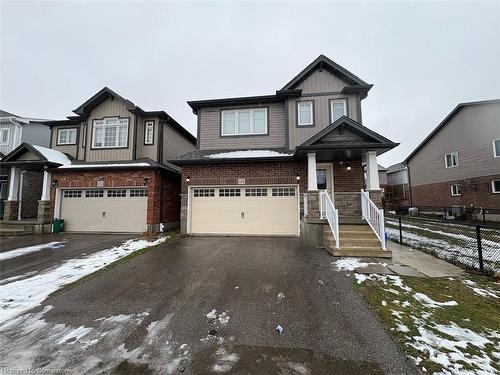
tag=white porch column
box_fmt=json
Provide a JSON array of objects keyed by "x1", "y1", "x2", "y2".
[
  {"x1": 7, "y1": 167, "x2": 20, "y2": 200},
  {"x1": 307, "y1": 153, "x2": 318, "y2": 191},
  {"x1": 365, "y1": 151, "x2": 380, "y2": 190},
  {"x1": 41, "y1": 170, "x2": 52, "y2": 201}
]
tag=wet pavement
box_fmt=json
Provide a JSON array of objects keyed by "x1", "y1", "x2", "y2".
[
  {"x1": 0, "y1": 233, "x2": 135, "y2": 280},
  {"x1": 0, "y1": 236, "x2": 417, "y2": 374}
]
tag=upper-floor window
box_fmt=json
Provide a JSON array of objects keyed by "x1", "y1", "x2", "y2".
[
  {"x1": 445, "y1": 151, "x2": 459, "y2": 168},
  {"x1": 57, "y1": 128, "x2": 77, "y2": 145},
  {"x1": 492, "y1": 180, "x2": 500, "y2": 194},
  {"x1": 144, "y1": 121, "x2": 154, "y2": 145},
  {"x1": 330, "y1": 99, "x2": 347, "y2": 123},
  {"x1": 493, "y1": 139, "x2": 500, "y2": 158},
  {"x1": 92, "y1": 117, "x2": 129, "y2": 149},
  {"x1": 0, "y1": 128, "x2": 9, "y2": 145},
  {"x1": 221, "y1": 108, "x2": 267, "y2": 136},
  {"x1": 297, "y1": 101, "x2": 314, "y2": 126}
]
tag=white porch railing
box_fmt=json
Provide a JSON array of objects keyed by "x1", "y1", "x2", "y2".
[
  {"x1": 320, "y1": 191, "x2": 339, "y2": 249},
  {"x1": 361, "y1": 189, "x2": 387, "y2": 250},
  {"x1": 303, "y1": 193, "x2": 308, "y2": 216}
]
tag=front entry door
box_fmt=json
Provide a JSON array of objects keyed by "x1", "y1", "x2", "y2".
[{"x1": 316, "y1": 164, "x2": 334, "y2": 201}]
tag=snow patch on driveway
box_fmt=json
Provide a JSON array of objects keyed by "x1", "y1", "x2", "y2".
[
  {"x1": 0, "y1": 241, "x2": 66, "y2": 261},
  {"x1": 0, "y1": 236, "x2": 169, "y2": 325}
]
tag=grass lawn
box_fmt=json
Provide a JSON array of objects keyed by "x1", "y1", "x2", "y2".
[{"x1": 354, "y1": 273, "x2": 500, "y2": 374}]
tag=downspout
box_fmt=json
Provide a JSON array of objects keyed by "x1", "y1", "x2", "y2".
[{"x1": 405, "y1": 162, "x2": 413, "y2": 207}]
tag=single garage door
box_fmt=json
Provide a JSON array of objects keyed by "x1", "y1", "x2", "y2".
[
  {"x1": 189, "y1": 186, "x2": 299, "y2": 236},
  {"x1": 60, "y1": 188, "x2": 148, "y2": 233}
]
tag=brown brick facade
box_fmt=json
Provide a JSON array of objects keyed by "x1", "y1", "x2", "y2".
[
  {"x1": 20, "y1": 171, "x2": 43, "y2": 219},
  {"x1": 333, "y1": 160, "x2": 364, "y2": 192},
  {"x1": 50, "y1": 169, "x2": 181, "y2": 232},
  {"x1": 410, "y1": 174, "x2": 500, "y2": 208}
]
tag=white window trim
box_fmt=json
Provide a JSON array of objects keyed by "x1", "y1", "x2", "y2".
[
  {"x1": 444, "y1": 151, "x2": 459, "y2": 168},
  {"x1": 450, "y1": 184, "x2": 461, "y2": 196},
  {"x1": 92, "y1": 117, "x2": 129, "y2": 149},
  {"x1": 57, "y1": 128, "x2": 77, "y2": 145},
  {"x1": 297, "y1": 101, "x2": 314, "y2": 126},
  {"x1": 221, "y1": 108, "x2": 268, "y2": 136},
  {"x1": 0, "y1": 128, "x2": 10, "y2": 145},
  {"x1": 493, "y1": 139, "x2": 500, "y2": 158},
  {"x1": 144, "y1": 121, "x2": 154, "y2": 145},
  {"x1": 492, "y1": 180, "x2": 500, "y2": 194},
  {"x1": 330, "y1": 99, "x2": 347, "y2": 123}
]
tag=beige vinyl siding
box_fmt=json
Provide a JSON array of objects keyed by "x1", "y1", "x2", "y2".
[
  {"x1": 295, "y1": 69, "x2": 347, "y2": 94},
  {"x1": 162, "y1": 122, "x2": 196, "y2": 161},
  {"x1": 287, "y1": 93, "x2": 359, "y2": 148},
  {"x1": 85, "y1": 97, "x2": 134, "y2": 162},
  {"x1": 136, "y1": 117, "x2": 159, "y2": 161},
  {"x1": 17, "y1": 150, "x2": 39, "y2": 161},
  {"x1": 318, "y1": 127, "x2": 365, "y2": 143},
  {"x1": 198, "y1": 103, "x2": 286, "y2": 150},
  {"x1": 409, "y1": 103, "x2": 500, "y2": 186},
  {"x1": 78, "y1": 122, "x2": 86, "y2": 161},
  {"x1": 51, "y1": 126, "x2": 79, "y2": 158}
]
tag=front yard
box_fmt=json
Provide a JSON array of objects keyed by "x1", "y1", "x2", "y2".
[{"x1": 337, "y1": 259, "x2": 500, "y2": 375}]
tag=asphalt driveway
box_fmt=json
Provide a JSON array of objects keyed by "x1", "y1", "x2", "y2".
[
  {"x1": 0, "y1": 236, "x2": 417, "y2": 374},
  {"x1": 0, "y1": 233, "x2": 135, "y2": 280}
]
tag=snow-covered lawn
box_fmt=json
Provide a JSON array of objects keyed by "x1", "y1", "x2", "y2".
[
  {"x1": 385, "y1": 216, "x2": 500, "y2": 273},
  {"x1": 0, "y1": 241, "x2": 66, "y2": 261},
  {"x1": 0, "y1": 236, "x2": 169, "y2": 326},
  {"x1": 339, "y1": 261, "x2": 500, "y2": 375}
]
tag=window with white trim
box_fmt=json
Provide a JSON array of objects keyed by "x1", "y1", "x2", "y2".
[
  {"x1": 330, "y1": 99, "x2": 347, "y2": 122},
  {"x1": 245, "y1": 188, "x2": 268, "y2": 197},
  {"x1": 492, "y1": 180, "x2": 500, "y2": 193},
  {"x1": 219, "y1": 188, "x2": 241, "y2": 197},
  {"x1": 297, "y1": 101, "x2": 313, "y2": 126},
  {"x1": 57, "y1": 128, "x2": 77, "y2": 145},
  {"x1": 272, "y1": 187, "x2": 295, "y2": 197},
  {"x1": 85, "y1": 189, "x2": 104, "y2": 198},
  {"x1": 144, "y1": 121, "x2": 154, "y2": 145},
  {"x1": 221, "y1": 108, "x2": 267, "y2": 136},
  {"x1": 193, "y1": 188, "x2": 215, "y2": 197},
  {"x1": 92, "y1": 117, "x2": 129, "y2": 148},
  {"x1": 445, "y1": 151, "x2": 459, "y2": 168},
  {"x1": 0, "y1": 128, "x2": 9, "y2": 145},
  {"x1": 130, "y1": 189, "x2": 148, "y2": 197},
  {"x1": 493, "y1": 139, "x2": 500, "y2": 158},
  {"x1": 63, "y1": 190, "x2": 82, "y2": 198},
  {"x1": 450, "y1": 184, "x2": 461, "y2": 196},
  {"x1": 107, "y1": 189, "x2": 127, "y2": 197}
]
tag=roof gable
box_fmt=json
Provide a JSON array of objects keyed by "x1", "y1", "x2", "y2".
[
  {"x1": 1, "y1": 143, "x2": 72, "y2": 165},
  {"x1": 282, "y1": 55, "x2": 369, "y2": 91},
  {"x1": 73, "y1": 87, "x2": 135, "y2": 116}
]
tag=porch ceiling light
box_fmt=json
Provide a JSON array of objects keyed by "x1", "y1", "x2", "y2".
[
  {"x1": 346, "y1": 162, "x2": 352, "y2": 172},
  {"x1": 296, "y1": 174, "x2": 300, "y2": 181},
  {"x1": 186, "y1": 176, "x2": 190, "y2": 183}
]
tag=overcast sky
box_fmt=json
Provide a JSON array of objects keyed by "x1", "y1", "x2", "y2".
[{"x1": 1, "y1": 1, "x2": 499, "y2": 166}]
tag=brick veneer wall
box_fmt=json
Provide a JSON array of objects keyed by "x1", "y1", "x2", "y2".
[
  {"x1": 50, "y1": 169, "x2": 181, "y2": 232},
  {"x1": 410, "y1": 174, "x2": 500, "y2": 208},
  {"x1": 333, "y1": 160, "x2": 364, "y2": 192}
]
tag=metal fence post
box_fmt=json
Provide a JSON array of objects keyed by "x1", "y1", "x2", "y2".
[
  {"x1": 475, "y1": 225, "x2": 484, "y2": 272},
  {"x1": 482, "y1": 210, "x2": 486, "y2": 225},
  {"x1": 398, "y1": 216, "x2": 403, "y2": 244}
]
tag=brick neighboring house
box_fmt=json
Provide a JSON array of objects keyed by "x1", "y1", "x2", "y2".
[
  {"x1": 1, "y1": 87, "x2": 196, "y2": 233},
  {"x1": 175, "y1": 55, "x2": 398, "y2": 256},
  {"x1": 383, "y1": 162, "x2": 410, "y2": 207},
  {"x1": 0, "y1": 110, "x2": 51, "y2": 220},
  {"x1": 404, "y1": 99, "x2": 500, "y2": 219}
]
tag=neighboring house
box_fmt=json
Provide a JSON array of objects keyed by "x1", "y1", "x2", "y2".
[
  {"x1": 175, "y1": 55, "x2": 398, "y2": 255},
  {"x1": 404, "y1": 99, "x2": 500, "y2": 212},
  {"x1": 1, "y1": 87, "x2": 196, "y2": 233},
  {"x1": 384, "y1": 162, "x2": 410, "y2": 205},
  {"x1": 378, "y1": 164, "x2": 388, "y2": 191},
  {"x1": 0, "y1": 110, "x2": 51, "y2": 220}
]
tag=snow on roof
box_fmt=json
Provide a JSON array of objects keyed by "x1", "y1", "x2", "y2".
[
  {"x1": 205, "y1": 150, "x2": 292, "y2": 159},
  {"x1": 32, "y1": 145, "x2": 72, "y2": 165},
  {"x1": 58, "y1": 162, "x2": 151, "y2": 169}
]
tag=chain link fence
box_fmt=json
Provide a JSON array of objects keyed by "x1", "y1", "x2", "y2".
[{"x1": 385, "y1": 214, "x2": 500, "y2": 275}]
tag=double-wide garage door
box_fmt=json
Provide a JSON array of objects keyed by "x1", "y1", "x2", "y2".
[
  {"x1": 60, "y1": 188, "x2": 148, "y2": 233},
  {"x1": 189, "y1": 186, "x2": 299, "y2": 236}
]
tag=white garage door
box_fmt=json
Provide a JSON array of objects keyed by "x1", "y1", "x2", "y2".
[
  {"x1": 60, "y1": 188, "x2": 148, "y2": 233},
  {"x1": 189, "y1": 186, "x2": 299, "y2": 236}
]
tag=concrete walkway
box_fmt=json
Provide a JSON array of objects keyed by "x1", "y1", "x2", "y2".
[{"x1": 354, "y1": 241, "x2": 465, "y2": 278}]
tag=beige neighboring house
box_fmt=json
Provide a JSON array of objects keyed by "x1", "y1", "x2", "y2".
[{"x1": 404, "y1": 99, "x2": 500, "y2": 219}]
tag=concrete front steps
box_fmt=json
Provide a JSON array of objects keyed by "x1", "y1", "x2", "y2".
[
  {"x1": 0, "y1": 221, "x2": 35, "y2": 236},
  {"x1": 324, "y1": 223, "x2": 392, "y2": 258}
]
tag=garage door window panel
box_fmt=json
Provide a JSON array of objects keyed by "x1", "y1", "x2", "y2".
[
  {"x1": 107, "y1": 189, "x2": 127, "y2": 197},
  {"x1": 219, "y1": 188, "x2": 241, "y2": 197},
  {"x1": 130, "y1": 189, "x2": 148, "y2": 197},
  {"x1": 272, "y1": 187, "x2": 295, "y2": 197},
  {"x1": 63, "y1": 190, "x2": 82, "y2": 198},
  {"x1": 193, "y1": 188, "x2": 215, "y2": 197},
  {"x1": 85, "y1": 189, "x2": 104, "y2": 198},
  {"x1": 245, "y1": 188, "x2": 268, "y2": 197}
]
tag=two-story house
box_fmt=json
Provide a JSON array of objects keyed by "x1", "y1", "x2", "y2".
[
  {"x1": 0, "y1": 110, "x2": 51, "y2": 220},
  {"x1": 1, "y1": 87, "x2": 196, "y2": 234},
  {"x1": 383, "y1": 162, "x2": 410, "y2": 207},
  {"x1": 404, "y1": 99, "x2": 500, "y2": 217},
  {"x1": 175, "y1": 55, "x2": 398, "y2": 256}
]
